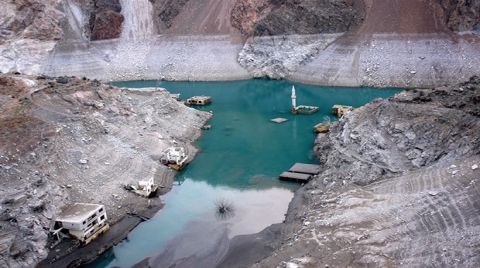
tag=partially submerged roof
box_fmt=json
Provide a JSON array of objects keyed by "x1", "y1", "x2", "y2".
[
  {"x1": 289, "y1": 163, "x2": 321, "y2": 175},
  {"x1": 188, "y1": 96, "x2": 211, "y2": 101},
  {"x1": 55, "y1": 203, "x2": 103, "y2": 222}
]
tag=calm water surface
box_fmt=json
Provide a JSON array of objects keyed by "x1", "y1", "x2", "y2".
[{"x1": 90, "y1": 80, "x2": 400, "y2": 267}]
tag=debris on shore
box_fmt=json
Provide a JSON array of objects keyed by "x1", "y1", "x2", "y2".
[{"x1": 332, "y1": 104, "x2": 353, "y2": 117}]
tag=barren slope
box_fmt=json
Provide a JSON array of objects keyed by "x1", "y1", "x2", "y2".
[
  {"x1": 0, "y1": 74, "x2": 210, "y2": 267},
  {"x1": 161, "y1": 0, "x2": 240, "y2": 36}
]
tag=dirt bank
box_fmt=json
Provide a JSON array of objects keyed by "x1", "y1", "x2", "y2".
[
  {"x1": 0, "y1": 73, "x2": 210, "y2": 267},
  {"x1": 220, "y1": 76, "x2": 480, "y2": 267}
]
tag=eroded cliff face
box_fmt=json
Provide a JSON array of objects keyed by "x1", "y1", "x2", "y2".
[
  {"x1": 230, "y1": 0, "x2": 276, "y2": 36},
  {"x1": 88, "y1": 0, "x2": 124, "y2": 40},
  {"x1": 0, "y1": 0, "x2": 64, "y2": 43},
  {"x1": 441, "y1": 0, "x2": 480, "y2": 31},
  {"x1": 231, "y1": 0, "x2": 364, "y2": 36}
]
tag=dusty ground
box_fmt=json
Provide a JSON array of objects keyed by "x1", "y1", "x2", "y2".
[
  {"x1": 221, "y1": 77, "x2": 480, "y2": 267},
  {"x1": 0, "y1": 73, "x2": 210, "y2": 267}
]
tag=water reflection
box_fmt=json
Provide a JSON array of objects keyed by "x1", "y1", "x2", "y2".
[{"x1": 101, "y1": 180, "x2": 293, "y2": 267}]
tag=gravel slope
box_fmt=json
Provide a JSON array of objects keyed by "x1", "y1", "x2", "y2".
[{"x1": 0, "y1": 74, "x2": 210, "y2": 267}]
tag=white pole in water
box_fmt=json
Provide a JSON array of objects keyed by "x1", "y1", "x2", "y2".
[{"x1": 291, "y1": 85, "x2": 297, "y2": 112}]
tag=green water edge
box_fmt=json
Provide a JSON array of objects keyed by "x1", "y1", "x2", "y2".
[{"x1": 87, "y1": 79, "x2": 401, "y2": 267}]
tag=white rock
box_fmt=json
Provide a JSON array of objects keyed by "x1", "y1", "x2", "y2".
[
  {"x1": 428, "y1": 191, "x2": 438, "y2": 196},
  {"x1": 78, "y1": 159, "x2": 88, "y2": 164},
  {"x1": 472, "y1": 164, "x2": 478, "y2": 170}
]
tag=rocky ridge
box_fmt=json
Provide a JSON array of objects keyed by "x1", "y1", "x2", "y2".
[{"x1": 0, "y1": 73, "x2": 210, "y2": 267}]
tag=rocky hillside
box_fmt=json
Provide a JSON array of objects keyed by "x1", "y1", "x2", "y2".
[
  {"x1": 1, "y1": 0, "x2": 479, "y2": 41},
  {"x1": 232, "y1": 0, "x2": 365, "y2": 36},
  {"x1": 0, "y1": 0, "x2": 63, "y2": 43},
  {"x1": 0, "y1": 73, "x2": 210, "y2": 267},
  {"x1": 249, "y1": 77, "x2": 480, "y2": 267},
  {"x1": 441, "y1": 0, "x2": 480, "y2": 31},
  {"x1": 88, "y1": 0, "x2": 124, "y2": 40}
]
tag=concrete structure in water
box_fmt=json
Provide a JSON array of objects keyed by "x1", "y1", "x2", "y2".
[
  {"x1": 279, "y1": 163, "x2": 321, "y2": 183},
  {"x1": 51, "y1": 203, "x2": 109, "y2": 244},
  {"x1": 291, "y1": 86, "x2": 319, "y2": 115},
  {"x1": 160, "y1": 146, "x2": 189, "y2": 170},
  {"x1": 185, "y1": 96, "x2": 212, "y2": 106}
]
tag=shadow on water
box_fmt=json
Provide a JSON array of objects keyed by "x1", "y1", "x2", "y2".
[{"x1": 87, "y1": 79, "x2": 401, "y2": 267}]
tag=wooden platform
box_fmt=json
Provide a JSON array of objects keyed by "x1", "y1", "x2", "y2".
[
  {"x1": 289, "y1": 163, "x2": 321, "y2": 175},
  {"x1": 279, "y1": 172, "x2": 312, "y2": 182}
]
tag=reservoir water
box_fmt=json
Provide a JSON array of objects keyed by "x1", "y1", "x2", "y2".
[{"x1": 91, "y1": 80, "x2": 400, "y2": 267}]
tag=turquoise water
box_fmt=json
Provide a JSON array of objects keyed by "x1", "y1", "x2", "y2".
[{"x1": 90, "y1": 80, "x2": 400, "y2": 267}]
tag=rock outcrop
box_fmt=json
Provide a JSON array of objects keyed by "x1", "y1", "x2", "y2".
[
  {"x1": 230, "y1": 0, "x2": 274, "y2": 36},
  {"x1": 0, "y1": 74, "x2": 210, "y2": 267},
  {"x1": 231, "y1": 0, "x2": 364, "y2": 36},
  {"x1": 250, "y1": 77, "x2": 480, "y2": 267},
  {"x1": 238, "y1": 33, "x2": 340, "y2": 79},
  {"x1": 0, "y1": 0, "x2": 64, "y2": 43},
  {"x1": 253, "y1": 0, "x2": 364, "y2": 36},
  {"x1": 89, "y1": 0, "x2": 124, "y2": 40},
  {"x1": 440, "y1": 0, "x2": 480, "y2": 31},
  {"x1": 150, "y1": 0, "x2": 191, "y2": 32}
]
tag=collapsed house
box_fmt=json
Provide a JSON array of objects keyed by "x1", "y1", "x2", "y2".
[
  {"x1": 124, "y1": 177, "x2": 158, "y2": 198},
  {"x1": 50, "y1": 203, "x2": 109, "y2": 245},
  {"x1": 160, "y1": 146, "x2": 188, "y2": 170}
]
